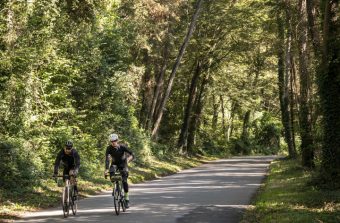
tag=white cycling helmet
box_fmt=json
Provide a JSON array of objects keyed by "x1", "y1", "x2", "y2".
[{"x1": 109, "y1": 133, "x2": 119, "y2": 142}]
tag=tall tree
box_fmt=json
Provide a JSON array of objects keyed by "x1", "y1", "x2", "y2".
[
  {"x1": 318, "y1": 0, "x2": 340, "y2": 187},
  {"x1": 298, "y1": 0, "x2": 315, "y2": 168},
  {"x1": 187, "y1": 73, "x2": 209, "y2": 152},
  {"x1": 177, "y1": 60, "x2": 201, "y2": 149},
  {"x1": 276, "y1": 1, "x2": 297, "y2": 158},
  {"x1": 151, "y1": 0, "x2": 204, "y2": 138}
]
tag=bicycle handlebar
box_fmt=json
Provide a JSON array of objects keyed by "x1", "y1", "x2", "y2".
[{"x1": 53, "y1": 174, "x2": 77, "y2": 179}]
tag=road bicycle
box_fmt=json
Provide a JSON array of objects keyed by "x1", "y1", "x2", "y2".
[
  {"x1": 55, "y1": 174, "x2": 78, "y2": 217},
  {"x1": 106, "y1": 167, "x2": 126, "y2": 215}
]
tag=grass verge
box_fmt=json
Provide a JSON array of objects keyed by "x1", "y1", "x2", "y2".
[
  {"x1": 240, "y1": 158, "x2": 340, "y2": 223},
  {"x1": 0, "y1": 153, "x2": 220, "y2": 222}
]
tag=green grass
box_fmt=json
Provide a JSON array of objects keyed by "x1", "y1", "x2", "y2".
[
  {"x1": 241, "y1": 158, "x2": 340, "y2": 223},
  {"x1": 0, "y1": 153, "x2": 219, "y2": 221}
]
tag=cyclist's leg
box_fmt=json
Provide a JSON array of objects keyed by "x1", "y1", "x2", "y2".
[
  {"x1": 109, "y1": 165, "x2": 117, "y2": 178},
  {"x1": 121, "y1": 170, "x2": 129, "y2": 193},
  {"x1": 120, "y1": 165, "x2": 130, "y2": 207},
  {"x1": 118, "y1": 166, "x2": 129, "y2": 193},
  {"x1": 69, "y1": 167, "x2": 78, "y2": 194},
  {"x1": 63, "y1": 166, "x2": 70, "y2": 181}
]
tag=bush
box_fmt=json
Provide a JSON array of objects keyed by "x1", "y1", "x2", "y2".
[
  {"x1": 0, "y1": 137, "x2": 43, "y2": 189},
  {"x1": 253, "y1": 113, "x2": 281, "y2": 155},
  {"x1": 231, "y1": 138, "x2": 252, "y2": 155}
]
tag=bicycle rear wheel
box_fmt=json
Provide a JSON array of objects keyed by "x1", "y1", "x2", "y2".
[{"x1": 113, "y1": 182, "x2": 121, "y2": 215}]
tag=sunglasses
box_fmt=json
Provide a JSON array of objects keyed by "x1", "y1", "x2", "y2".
[{"x1": 65, "y1": 147, "x2": 72, "y2": 150}]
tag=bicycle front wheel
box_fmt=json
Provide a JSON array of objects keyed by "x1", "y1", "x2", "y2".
[
  {"x1": 121, "y1": 198, "x2": 126, "y2": 212},
  {"x1": 62, "y1": 186, "x2": 70, "y2": 218},
  {"x1": 113, "y1": 183, "x2": 121, "y2": 215},
  {"x1": 121, "y1": 189, "x2": 126, "y2": 212},
  {"x1": 71, "y1": 187, "x2": 77, "y2": 215}
]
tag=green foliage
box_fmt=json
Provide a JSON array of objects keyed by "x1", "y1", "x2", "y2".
[
  {"x1": 228, "y1": 113, "x2": 281, "y2": 155},
  {"x1": 198, "y1": 132, "x2": 231, "y2": 156},
  {"x1": 0, "y1": 137, "x2": 43, "y2": 189},
  {"x1": 0, "y1": 0, "x2": 151, "y2": 195},
  {"x1": 230, "y1": 137, "x2": 252, "y2": 155},
  {"x1": 253, "y1": 113, "x2": 282, "y2": 155},
  {"x1": 0, "y1": 0, "x2": 337, "y2": 218}
]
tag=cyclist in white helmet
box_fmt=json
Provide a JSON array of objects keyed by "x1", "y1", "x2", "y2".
[{"x1": 105, "y1": 133, "x2": 134, "y2": 208}]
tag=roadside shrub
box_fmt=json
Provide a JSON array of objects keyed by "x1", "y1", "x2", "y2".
[
  {"x1": 0, "y1": 137, "x2": 43, "y2": 189},
  {"x1": 253, "y1": 113, "x2": 281, "y2": 155}
]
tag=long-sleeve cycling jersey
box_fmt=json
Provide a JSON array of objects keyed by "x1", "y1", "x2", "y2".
[
  {"x1": 105, "y1": 144, "x2": 134, "y2": 169},
  {"x1": 54, "y1": 149, "x2": 80, "y2": 174}
]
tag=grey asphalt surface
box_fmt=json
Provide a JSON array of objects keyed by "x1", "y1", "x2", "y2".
[{"x1": 16, "y1": 156, "x2": 277, "y2": 223}]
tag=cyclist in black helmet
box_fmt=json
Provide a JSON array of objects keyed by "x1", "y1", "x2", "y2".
[{"x1": 53, "y1": 140, "x2": 80, "y2": 196}]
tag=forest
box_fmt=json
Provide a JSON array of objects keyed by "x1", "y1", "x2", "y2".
[{"x1": 0, "y1": 0, "x2": 339, "y2": 220}]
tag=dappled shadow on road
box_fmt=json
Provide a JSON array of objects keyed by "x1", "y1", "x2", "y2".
[
  {"x1": 17, "y1": 156, "x2": 276, "y2": 223},
  {"x1": 129, "y1": 157, "x2": 270, "y2": 206},
  {"x1": 176, "y1": 205, "x2": 247, "y2": 223}
]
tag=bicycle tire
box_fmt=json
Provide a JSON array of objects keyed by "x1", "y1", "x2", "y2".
[
  {"x1": 121, "y1": 187, "x2": 126, "y2": 212},
  {"x1": 71, "y1": 187, "x2": 78, "y2": 215},
  {"x1": 62, "y1": 186, "x2": 70, "y2": 218},
  {"x1": 121, "y1": 198, "x2": 126, "y2": 212},
  {"x1": 113, "y1": 182, "x2": 121, "y2": 215}
]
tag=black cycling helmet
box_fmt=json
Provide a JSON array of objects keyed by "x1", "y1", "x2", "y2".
[{"x1": 65, "y1": 140, "x2": 73, "y2": 148}]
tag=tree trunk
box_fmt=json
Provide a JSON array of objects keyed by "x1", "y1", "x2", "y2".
[
  {"x1": 151, "y1": 0, "x2": 204, "y2": 138},
  {"x1": 177, "y1": 60, "x2": 201, "y2": 149},
  {"x1": 211, "y1": 94, "x2": 219, "y2": 130},
  {"x1": 298, "y1": 0, "x2": 315, "y2": 168},
  {"x1": 291, "y1": 58, "x2": 301, "y2": 114},
  {"x1": 318, "y1": 0, "x2": 340, "y2": 187},
  {"x1": 306, "y1": 0, "x2": 321, "y2": 55},
  {"x1": 187, "y1": 73, "x2": 209, "y2": 152},
  {"x1": 290, "y1": 57, "x2": 297, "y2": 153},
  {"x1": 277, "y1": 3, "x2": 297, "y2": 158},
  {"x1": 147, "y1": 42, "x2": 169, "y2": 131},
  {"x1": 285, "y1": 2, "x2": 298, "y2": 157},
  {"x1": 241, "y1": 110, "x2": 251, "y2": 141},
  {"x1": 226, "y1": 102, "x2": 237, "y2": 141},
  {"x1": 220, "y1": 95, "x2": 225, "y2": 135}
]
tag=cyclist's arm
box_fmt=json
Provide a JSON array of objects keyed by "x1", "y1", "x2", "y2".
[
  {"x1": 105, "y1": 147, "x2": 110, "y2": 169},
  {"x1": 73, "y1": 150, "x2": 80, "y2": 173},
  {"x1": 122, "y1": 145, "x2": 135, "y2": 162},
  {"x1": 53, "y1": 150, "x2": 63, "y2": 174}
]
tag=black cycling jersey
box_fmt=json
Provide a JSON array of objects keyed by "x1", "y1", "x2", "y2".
[
  {"x1": 105, "y1": 144, "x2": 134, "y2": 169},
  {"x1": 54, "y1": 148, "x2": 80, "y2": 174}
]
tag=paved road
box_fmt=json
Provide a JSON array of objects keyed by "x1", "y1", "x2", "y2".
[{"x1": 16, "y1": 156, "x2": 276, "y2": 223}]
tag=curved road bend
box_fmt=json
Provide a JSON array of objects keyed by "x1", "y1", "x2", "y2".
[{"x1": 16, "y1": 156, "x2": 277, "y2": 223}]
